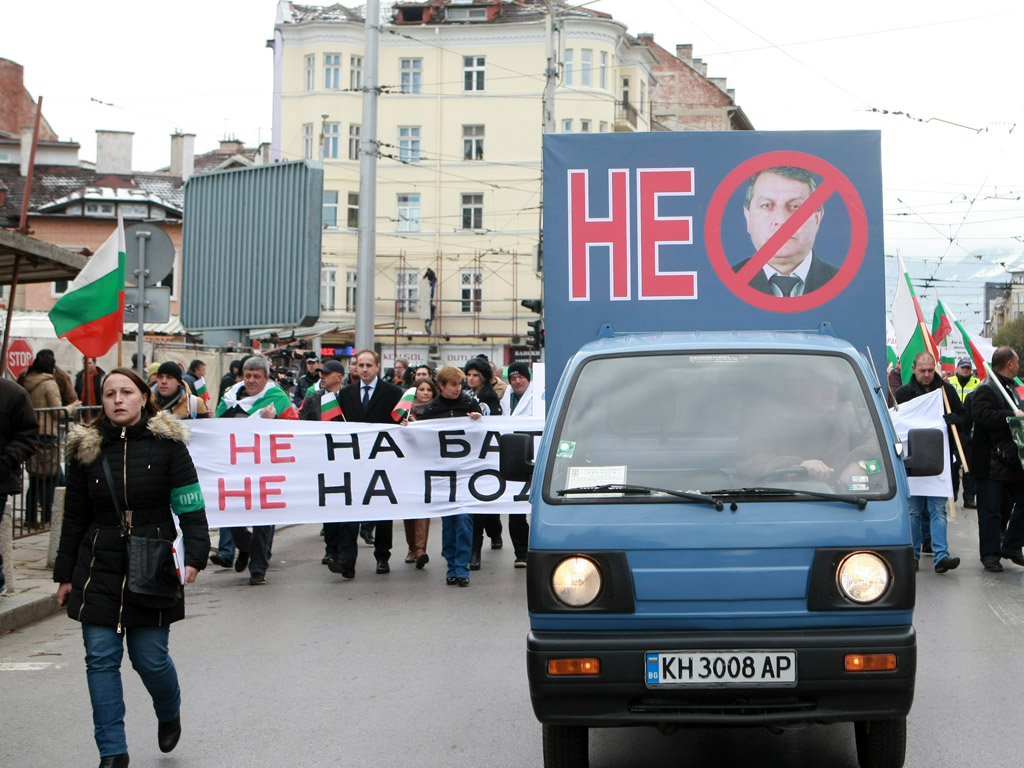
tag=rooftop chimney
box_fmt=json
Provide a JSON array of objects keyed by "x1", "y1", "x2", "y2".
[
  {"x1": 170, "y1": 132, "x2": 195, "y2": 180},
  {"x1": 95, "y1": 130, "x2": 133, "y2": 175},
  {"x1": 675, "y1": 44, "x2": 693, "y2": 65},
  {"x1": 19, "y1": 126, "x2": 32, "y2": 176}
]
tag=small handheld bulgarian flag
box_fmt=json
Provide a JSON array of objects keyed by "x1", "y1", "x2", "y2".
[
  {"x1": 193, "y1": 376, "x2": 210, "y2": 401},
  {"x1": 320, "y1": 390, "x2": 343, "y2": 421},
  {"x1": 391, "y1": 387, "x2": 417, "y2": 422}
]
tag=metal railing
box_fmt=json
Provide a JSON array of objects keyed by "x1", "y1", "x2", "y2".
[{"x1": 10, "y1": 405, "x2": 102, "y2": 540}]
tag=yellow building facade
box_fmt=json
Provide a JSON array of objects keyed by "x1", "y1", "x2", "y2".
[{"x1": 272, "y1": 1, "x2": 657, "y2": 366}]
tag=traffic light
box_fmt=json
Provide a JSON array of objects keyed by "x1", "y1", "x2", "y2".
[
  {"x1": 527, "y1": 318, "x2": 544, "y2": 350},
  {"x1": 521, "y1": 298, "x2": 542, "y2": 314}
]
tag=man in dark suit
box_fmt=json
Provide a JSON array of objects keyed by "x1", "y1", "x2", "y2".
[
  {"x1": 733, "y1": 166, "x2": 839, "y2": 297},
  {"x1": 338, "y1": 349, "x2": 404, "y2": 575}
]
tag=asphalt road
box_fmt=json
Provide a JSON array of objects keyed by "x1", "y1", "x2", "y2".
[{"x1": 2, "y1": 509, "x2": 1024, "y2": 768}]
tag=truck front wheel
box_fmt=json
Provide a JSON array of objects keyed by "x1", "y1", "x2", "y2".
[
  {"x1": 854, "y1": 717, "x2": 906, "y2": 768},
  {"x1": 543, "y1": 724, "x2": 589, "y2": 768}
]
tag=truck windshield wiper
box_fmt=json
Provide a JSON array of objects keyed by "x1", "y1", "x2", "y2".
[
  {"x1": 557, "y1": 484, "x2": 724, "y2": 510},
  {"x1": 706, "y1": 487, "x2": 867, "y2": 509}
]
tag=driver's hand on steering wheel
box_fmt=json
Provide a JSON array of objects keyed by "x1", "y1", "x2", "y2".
[{"x1": 799, "y1": 459, "x2": 834, "y2": 481}]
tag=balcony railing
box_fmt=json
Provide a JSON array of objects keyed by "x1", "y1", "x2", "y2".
[{"x1": 615, "y1": 99, "x2": 638, "y2": 129}]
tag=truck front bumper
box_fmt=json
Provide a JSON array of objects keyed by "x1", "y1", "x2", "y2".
[{"x1": 528, "y1": 625, "x2": 915, "y2": 727}]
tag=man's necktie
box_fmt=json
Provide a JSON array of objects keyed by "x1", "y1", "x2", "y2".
[
  {"x1": 769, "y1": 274, "x2": 802, "y2": 297},
  {"x1": 362, "y1": 385, "x2": 371, "y2": 412}
]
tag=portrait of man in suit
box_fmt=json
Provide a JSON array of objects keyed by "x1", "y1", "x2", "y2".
[{"x1": 733, "y1": 166, "x2": 840, "y2": 297}]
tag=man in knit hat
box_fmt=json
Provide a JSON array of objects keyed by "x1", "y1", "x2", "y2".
[
  {"x1": 152, "y1": 361, "x2": 209, "y2": 419},
  {"x1": 499, "y1": 361, "x2": 542, "y2": 417}
]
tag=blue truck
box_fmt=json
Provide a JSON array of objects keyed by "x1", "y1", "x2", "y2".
[{"x1": 504, "y1": 131, "x2": 945, "y2": 767}]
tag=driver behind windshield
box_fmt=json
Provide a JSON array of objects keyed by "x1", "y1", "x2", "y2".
[{"x1": 735, "y1": 364, "x2": 879, "y2": 491}]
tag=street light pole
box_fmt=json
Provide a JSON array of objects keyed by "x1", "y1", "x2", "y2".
[{"x1": 355, "y1": 0, "x2": 380, "y2": 352}]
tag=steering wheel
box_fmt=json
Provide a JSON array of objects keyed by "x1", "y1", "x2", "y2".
[{"x1": 761, "y1": 466, "x2": 810, "y2": 481}]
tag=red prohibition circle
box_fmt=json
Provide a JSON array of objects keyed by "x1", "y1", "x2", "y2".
[{"x1": 704, "y1": 150, "x2": 868, "y2": 313}]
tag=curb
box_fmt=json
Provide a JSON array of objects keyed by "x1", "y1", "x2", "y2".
[{"x1": 0, "y1": 591, "x2": 61, "y2": 635}]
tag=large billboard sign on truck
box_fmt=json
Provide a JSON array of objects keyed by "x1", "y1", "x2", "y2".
[{"x1": 542, "y1": 130, "x2": 885, "y2": 388}]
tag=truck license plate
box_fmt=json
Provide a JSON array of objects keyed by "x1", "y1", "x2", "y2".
[{"x1": 645, "y1": 651, "x2": 797, "y2": 687}]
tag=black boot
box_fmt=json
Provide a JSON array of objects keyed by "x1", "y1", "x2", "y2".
[
  {"x1": 98, "y1": 755, "x2": 129, "y2": 768},
  {"x1": 469, "y1": 549, "x2": 482, "y2": 571},
  {"x1": 158, "y1": 714, "x2": 182, "y2": 753}
]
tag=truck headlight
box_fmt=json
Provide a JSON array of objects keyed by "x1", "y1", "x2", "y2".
[
  {"x1": 836, "y1": 552, "x2": 890, "y2": 604},
  {"x1": 552, "y1": 556, "x2": 602, "y2": 607}
]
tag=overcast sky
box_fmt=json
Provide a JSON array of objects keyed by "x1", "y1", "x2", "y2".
[{"x1": 6, "y1": 0, "x2": 1022, "y2": 333}]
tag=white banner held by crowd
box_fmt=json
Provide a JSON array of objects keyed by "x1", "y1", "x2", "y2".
[
  {"x1": 889, "y1": 389, "x2": 952, "y2": 498},
  {"x1": 186, "y1": 417, "x2": 544, "y2": 526}
]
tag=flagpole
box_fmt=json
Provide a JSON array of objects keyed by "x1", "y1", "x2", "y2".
[{"x1": 919, "y1": 318, "x2": 969, "y2": 474}]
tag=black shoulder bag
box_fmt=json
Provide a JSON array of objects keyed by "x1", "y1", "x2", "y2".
[{"x1": 101, "y1": 454, "x2": 182, "y2": 601}]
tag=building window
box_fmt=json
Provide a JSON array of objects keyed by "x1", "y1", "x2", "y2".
[
  {"x1": 303, "y1": 123, "x2": 313, "y2": 159},
  {"x1": 324, "y1": 53, "x2": 341, "y2": 89},
  {"x1": 600, "y1": 51, "x2": 608, "y2": 89},
  {"x1": 463, "y1": 56, "x2": 485, "y2": 91},
  {"x1": 348, "y1": 124, "x2": 361, "y2": 160},
  {"x1": 581, "y1": 49, "x2": 592, "y2": 87},
  {"x1": 400, "y1": 58, "x2": 422, "y2": 94},
  {"x1": 305, "y1": 55, "x2": 315, "y2": 90},
  {"x1": 462, "y1": 125, "x2": 484, "y2": 161},
  {"x1": 350, "y1": 55, "x2": 363, "y2": 90},
  {"x1": 399, "y1": 126, "x2": 421, "y2": 162},
  {"x1": 321, "y1": 267, "x2": 338, "y2": 311},
  {"x1": 460, "y1": 269, "x2": 482, "y2": 313},
  {"x1": 323, "y1": 190, "x2": 339, "y2": 228},
  {"x1": 396, "y1": 268, "x2": 419, "y2": 313},
  {"x1": 397, "y1": 193, "x2": 421, "y2": 232},
  {"x1": 461, "y1": 194, "x2": 483, "y2": 230},
  {"x1": 622, "y1": 77, "x2": 630, "y2": 105},
  {"x1": 580, "y1": 119, "x2": 591, "y2": 133},
  {"x1": 562, "y1": 119, "x2": 573, "y2": 133},
  {"x1": 323, "y1": 122, "x2": 340, "y2": 159},
  {"x1": 345, "y1": 268, "x2": 358, "y2": 312},
  {"x1": 347, "y1": 192, "x2": 359, "y2": 228},
  {"x1": 564, "y1": 49, "x2": 573, "y2": 86},
  {"x1": 599, "y1": 121, "x2": 609, "y2": 133}
]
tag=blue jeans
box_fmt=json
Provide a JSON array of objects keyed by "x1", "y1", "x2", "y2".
[
  {"x1": 82, "y1": 623, "x2": 180, "y2": 757},
  {"x1": 908, "y1": 496, "x2": 949, "y2": 563},
  {"x1": 441, "y1": 514, "x2": 474, "y2": 579},
  {"x1": 216, "y1": 528, "x2": 235, "y2": 560}
]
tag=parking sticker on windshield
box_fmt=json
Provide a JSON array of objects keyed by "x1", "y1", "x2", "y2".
[
  {"x1": 860, "y1": 460, "x2": 881, "y2": 474},
  {"x1": 556, "y1": 440, "x2": 576, "y2": 458}
]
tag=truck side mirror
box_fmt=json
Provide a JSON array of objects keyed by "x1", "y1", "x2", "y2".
[
  {"x1": 902, "y1": 428, "x2": 945, "y2": 476},
  {"x1": 500, "y1": 433, "x2": 535, "y2": 482}
]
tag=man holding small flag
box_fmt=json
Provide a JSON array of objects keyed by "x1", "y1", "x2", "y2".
[
  {"x1": 297, "y1": 359, "x2": 353, "y2": 572},
  {"x1": 183, "y1": 360, "x2": 211, "y2": 402}
]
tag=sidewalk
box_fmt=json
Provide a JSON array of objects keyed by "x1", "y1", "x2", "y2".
[{"x1": 0, "y1": 530, "x2": 61, "y2": 635}]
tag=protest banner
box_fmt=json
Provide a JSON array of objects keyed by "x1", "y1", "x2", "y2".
[{"x1": 187, "y1": 417, "x2": 544, "y2": 526}]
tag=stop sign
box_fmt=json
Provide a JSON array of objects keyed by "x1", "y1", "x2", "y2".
[{"x1": 6, "y1": 339, "x2": 34, "y2": 379}]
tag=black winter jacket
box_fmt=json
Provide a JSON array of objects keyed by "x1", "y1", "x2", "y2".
[
  {"x1": 418, "y1": 392, "x2": 483, "y2": 420},
  {"x1": 970, "y1": 374, "x2": 1024, "y2": 482},
  {"x1": 0, "y1": 379, "x2": 39, "y2": 495},
  {"x1": 53, "y1": 411, "x2": 210, "y2": 629}
]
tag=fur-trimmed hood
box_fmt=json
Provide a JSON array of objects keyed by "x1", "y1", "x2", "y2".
[{"x1": 65, "y1": 411, "x2": 190, "y2": 465}]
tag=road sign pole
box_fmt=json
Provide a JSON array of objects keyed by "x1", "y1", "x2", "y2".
[{"x1": 135, "y1": 230, "x2": 149, "y2": 377}]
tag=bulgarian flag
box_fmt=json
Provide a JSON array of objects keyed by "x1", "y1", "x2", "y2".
[
  {"x1": 391, "y1": 387, "x2": 417, "y2": 422},
  {"x1": 48, "y1": 216, "x2": 125, "y2": 356},
  {"x1": 215, "y1": 380, "x2": 298, "y2": 419},
  {"x1": 932, "y1": 297, "x2": 987, "y2": 380},
  {"x1": 193, "y1": 376, "x2": 210, "y2": 401},
  {"x1": 320, "y1": 390, "x2": 343, "y2": 421},
  {"x1": 890, "y1": 252, "x2": 938, "y2": 386}
]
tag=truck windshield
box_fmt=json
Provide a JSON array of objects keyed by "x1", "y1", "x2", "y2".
[{"x1": 545, "y1": 351, "x2": 895, "y2": 502}]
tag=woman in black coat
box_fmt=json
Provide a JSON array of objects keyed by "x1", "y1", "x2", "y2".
[
  {"x1": 463, "y1": 357, "x2": 503, "y2": 566},
  {"x1": 53, "y1": 367, "x2": 210, "y2": 768}
]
